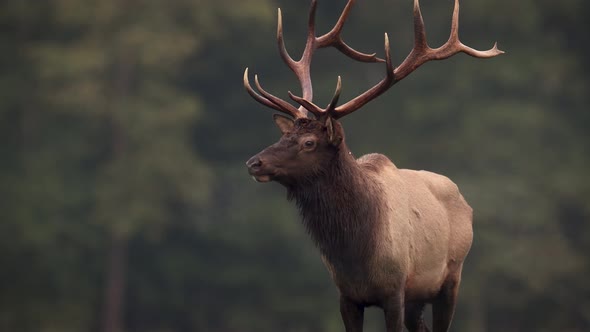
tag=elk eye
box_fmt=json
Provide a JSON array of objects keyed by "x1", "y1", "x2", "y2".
[{"x1": 304, "y1": 140, "x2": 315, "y2": 148}]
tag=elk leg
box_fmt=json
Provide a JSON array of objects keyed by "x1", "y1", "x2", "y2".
[
  {"x1": 405, "y1": 302, "x2": 430, "y2": 332},
  {"x1": 432, "y1": 271, "x2": 462, "y2": 332},
  {"x1": 383, "y1": 292, "x2": 404, "y2": 332},
  {"x1": 340, "y1": 296, "x2": 364, "y2": 332}
]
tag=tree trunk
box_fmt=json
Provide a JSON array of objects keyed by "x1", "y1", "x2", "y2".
[
  {"x1": 101, "y1": 234, "x2": 128, "y2": 332},
  {"x1": 101, "y1": 50, "x2": 133, "y2": 332}
]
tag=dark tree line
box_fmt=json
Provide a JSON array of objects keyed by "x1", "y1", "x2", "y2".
[{"x1": 1, "y1": 0, "x2": 588, "y2": 331}]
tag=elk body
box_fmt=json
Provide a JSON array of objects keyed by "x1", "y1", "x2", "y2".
[{"x1": 244, "y1": 1, "x2": 503, "y2": 331}]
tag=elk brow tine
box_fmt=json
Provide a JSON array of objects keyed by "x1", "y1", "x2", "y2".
[
  {"x1": 254, "y1": 74, "x2": 303, "y2": 118},
  {"x1": 243, "y1": 68, "x2": 288, "y2": 113},
  {"x1": 288, "y1": 91, "x2": 324, "y2": 117}
]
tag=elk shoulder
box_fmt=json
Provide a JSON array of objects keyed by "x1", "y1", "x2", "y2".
[{"x1": 356, "y1": 153, "x2": 397, "y2": 173}]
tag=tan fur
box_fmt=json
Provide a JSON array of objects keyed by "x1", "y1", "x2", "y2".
[
  {"x1": 325, "y1": 153, "x2": 473, "y2": 305},
  {"x1": 247, "y1": 118, "x2": 474, "y2": 331},
  {"x1": 245, "y1": 0, "x2": 499, "y2": 327}
]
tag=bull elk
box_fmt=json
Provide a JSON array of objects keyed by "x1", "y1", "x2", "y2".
[{"x1": 244, "y1": 0, "x2": 503, "y2": 331}]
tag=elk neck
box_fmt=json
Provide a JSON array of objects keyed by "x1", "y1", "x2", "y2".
[{"x1": 286, "y1": 143, "x2": 385, "y2": 259}]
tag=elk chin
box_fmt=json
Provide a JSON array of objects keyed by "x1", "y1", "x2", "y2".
[
  {"x1": 252, "y1": 174, "x2": 271, "y2": 183},
  {"x1": 248, "y1": 167, "x2": 274, "y2": 183}
]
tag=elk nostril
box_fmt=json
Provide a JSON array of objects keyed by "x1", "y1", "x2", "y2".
[{"x1": 246, "y1": 156, "x2": 262, "y2": 169}]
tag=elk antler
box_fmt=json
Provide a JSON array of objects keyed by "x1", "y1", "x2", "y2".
[
  {"x1": 245, "y1": 0, "x2": 504, "y2": 120},
  {"x1": 328, "y1": 0, "x2": 504, "y2": 119},
  {"x1": 244, "y1": 0, "x2": 382, "y2": 119}
]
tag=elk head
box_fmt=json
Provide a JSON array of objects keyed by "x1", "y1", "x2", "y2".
[
  {"x1": 245, "y1": 0, "x2": 503, "y2": 184},
  {"x1": 246, "y1": 115, "x2": 344, "y2": 185}
]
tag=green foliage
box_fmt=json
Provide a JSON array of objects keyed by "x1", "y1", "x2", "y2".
[{"x1": 1, "y1": 0, "x2": 588, "y2": 331}]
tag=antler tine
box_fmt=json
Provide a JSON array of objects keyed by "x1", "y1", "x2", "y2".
[
  {"x1": 394, "y1": 0, "x2": 504, "y2": 81},
  {"x1": 331, "y1": 33, "x2": 395, "y2": 119},
  {"x1": 277, "y1": 9, "x2": 297, "y2": 70},
  {"x1": 448, "y1": 0, "x2": 504, "y2": 59},
  {"x1": 326, "y1": 76, "x2": 342, "y2": 112},
  {"x1": 287, "y1": 75, "x2": 342, "y2": 119},
  {"x1": 253, "y1": 74, "x2": 305, "y2": 118},
  {"x1": 276, "y1": 0, "x2": 388, "y2": 119},
  {"x1": 243, "y1": 68, "x2": 284, "y2": 113},
  {"x1": 316, "y1": 0, "x2": 384, "y2": 63},
  {"x1": 243, "y1": 68, "x2": 305, "y2": 119},
  {"x1": 288, "y1": 91, "x2": 324, "y2": 117},
  {"x1": 246, "y1": 0, "x2": 503, "y2": 121},
  {"x1": 332, "y1": 0, "x2": 503, "y2": 119},
  {"x1": 412, "y1": 0, "x2": 428, "y2": 51},
  {"x1": 277, "y1": 5, "x2": 314, "y2": 117}
]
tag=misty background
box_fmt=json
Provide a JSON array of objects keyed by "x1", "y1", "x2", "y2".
[{"x1": 1, "y1": 0, "x2": 588, "y2": 331}]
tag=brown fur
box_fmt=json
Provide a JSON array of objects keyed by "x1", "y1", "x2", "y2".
[{"x1": 247, "y1": 117, "x2": 473, "y2": 332}]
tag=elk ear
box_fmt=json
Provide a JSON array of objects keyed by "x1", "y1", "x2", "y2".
[
  {"x1": 325, "y1": 117, "x2": 343, "y2": 146},
  {"x1": 273, "y1": 114, "x2": 294, "y2": 134}
]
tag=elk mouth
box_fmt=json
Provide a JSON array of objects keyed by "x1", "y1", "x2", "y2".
[
  {"x1": 251, "y1": 174, "x2": 271, "y2": 183},
  {"x1": 247, "y1": 167, "x2": 273, "y2": 183}
]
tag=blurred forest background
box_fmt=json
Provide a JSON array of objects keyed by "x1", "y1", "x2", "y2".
[{"x1": 1, "y1": 0, "x2": 588, "y2": 331}]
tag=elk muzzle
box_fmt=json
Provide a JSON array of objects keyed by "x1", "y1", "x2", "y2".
[{"x1": 246, "y1": 155, "x2": 272, "y2": 183}]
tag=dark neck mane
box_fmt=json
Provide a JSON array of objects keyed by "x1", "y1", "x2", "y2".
[{"x1": 286, "y1": 146, "x2": 384, "y2": 258}]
